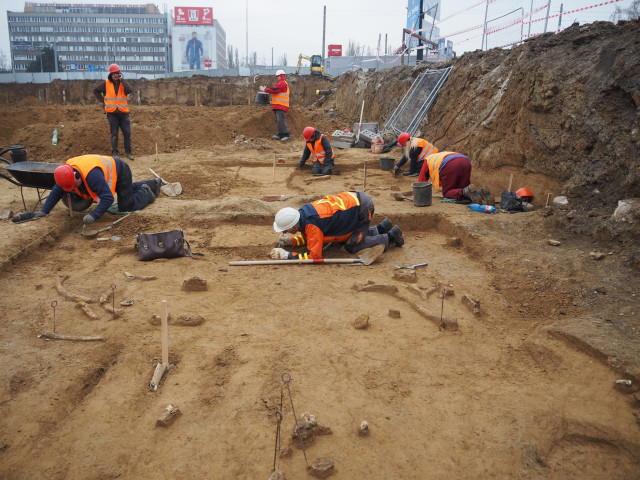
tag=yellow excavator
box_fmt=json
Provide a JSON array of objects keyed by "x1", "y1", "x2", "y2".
[{"x1": 296, "y1": 54, "x2": 325, "y2": 76}]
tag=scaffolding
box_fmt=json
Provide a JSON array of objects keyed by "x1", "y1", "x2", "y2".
[{"x1": 383, "y1": 66, "x2": 452, "y2": 137}]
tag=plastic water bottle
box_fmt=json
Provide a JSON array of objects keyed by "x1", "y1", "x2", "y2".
[
  {"x1": 52, "y1": 129, "x2": 58, "y2": 146},
  {"x1": 468, "y1": 203, "x2": 496, "y2": 214}
]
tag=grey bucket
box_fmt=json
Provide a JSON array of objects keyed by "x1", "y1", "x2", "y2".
[
  {"x1": 379, "y1": 157, "x2": 394, "y2": 171},
  {"x1": 255, "y1": 92, "x2": 270, "y2": 105},
  {"x1": 411, "y1": 181, "x2": 432, "y2": 207}
]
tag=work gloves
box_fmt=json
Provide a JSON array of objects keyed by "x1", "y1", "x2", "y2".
[
  {"x1": 277, "y1": 234, "x2": 292, "y2": 248},
  {"x1": 270, "y1": 248, "x2": 291, "y2": 260},
  {"x1": 259, "y1": 86, "x2": 266, "y2": 92},
  {"x1": 83, "y1": 214, "x2": 96, "y2": 224}
]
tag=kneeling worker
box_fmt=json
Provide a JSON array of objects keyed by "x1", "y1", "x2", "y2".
[
  {"x1": 418, "y1": 151, "x2": 493, "y2": 204},
  {"x1": 297, "y1": 126, "x2": 335, "y2": 176},
  {"x1": 270, "y1": 191, "x2": 404, "y2": 260},
  {"x1": 38, "y1": 154, "x2": 162, "y2": 223},
  {"x1": 391, "y1": 132, "x2": 438, "y2": 177}
]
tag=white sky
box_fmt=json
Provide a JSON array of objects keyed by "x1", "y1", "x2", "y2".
[{"x1": 0, "y1": 0, "x2": 634, "y2": 67}]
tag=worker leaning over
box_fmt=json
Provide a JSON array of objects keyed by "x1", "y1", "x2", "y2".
[
  {"x1": 260, "y1": 70, "x2": 291, "y2": 142},
  {"x1": 391, "y1": 132, "x2": 438, "y2": 177},
  {"x1": 93, "y1": 64, "x2": 135, "y2": 160},
  {"x1": 36, "y1": 155, "x2": 162, "y2": 224},
  {"x1": 270, "y1": 191, "x2": 404, "y2": 260},
  {"x1": 297, "y1": 126, "x2": 335, "y2": 176},
  {"x1": 418, "y1": 151, "x2": 493, "y2": 204}
]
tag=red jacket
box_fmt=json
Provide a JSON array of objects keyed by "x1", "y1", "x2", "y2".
[{"x1": 265, "y1": 75, "x2": 289, "y2": 112}]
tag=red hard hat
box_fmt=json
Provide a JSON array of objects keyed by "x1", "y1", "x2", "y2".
[
  {"x1": 516, "y1": 187, "x2": 533, "y2": 198},
  {"x1": 54, "y1": 164, "x2": 76, "y2": 192},
  {"x1": 109, "y1": 63, "x2": 121, "y2": 73},
  {"x1": 397, "y1": 132, "x2": 411, "y2": 146},
  {"x1": 303, "y1": 126, "x2": 315, "y2": 141}
]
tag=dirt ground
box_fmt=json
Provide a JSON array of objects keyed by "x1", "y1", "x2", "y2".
[
  {"x1": 2, "y1": 20, "x2": 640, "y2": 477},
  {"x1": 0, "y1": 96, "x2": 639, "y2": 479}
]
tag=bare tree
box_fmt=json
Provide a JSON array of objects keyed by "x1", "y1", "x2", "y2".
[
  {"x1": 611, "y1": 0, "x2": 640, "y2": 21},
  {"x1": 227, "y1": 45, "x2": 234, "y2": 68},
  {"x1": 278, "y1": 53, "x2": 287, "y2": 66},
  {"x1": 234, "y1": 48, "x2": 239, "y2": 68}
]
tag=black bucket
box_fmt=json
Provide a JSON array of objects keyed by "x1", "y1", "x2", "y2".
[
  {"x1": 255, "y1": 92, "x2": 270, "y2": 105},
  {"x1": 379, "y1": 157, "x2": 394, "y2": 171},
  {"x1": 411, "y1": 181, "x2": 432, "y2": 207},
  {"x1": 9, "y1": 145, "x2": 27, "y2": 163}
]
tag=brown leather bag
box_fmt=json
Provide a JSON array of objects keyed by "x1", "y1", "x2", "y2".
[{"x1": 136, "y1": 229, "x2": 195, "y2": 261}]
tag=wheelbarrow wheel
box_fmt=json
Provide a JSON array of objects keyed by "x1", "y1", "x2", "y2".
[{"x1": 61, "y1": 192, "x2": 93, "y2": 212}]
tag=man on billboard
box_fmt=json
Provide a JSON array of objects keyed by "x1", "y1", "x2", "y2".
[{"x1": 186, "y1": 31, "x2": 204, "y2": 69}]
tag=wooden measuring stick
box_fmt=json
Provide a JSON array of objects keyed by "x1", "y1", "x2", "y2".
[
  {"x1": 66, "y1": 193, "x2": 73, "y2": 217},
  {"x1": 507, "y1": 174, "x2": 513, "y2": 192},
  {"x1": 273, "y1": 154, "x2": 276, "y2": 182},
  {"x1": 155, "y1": 143, "x2": 158, "y2": 162},
  {"x1": 161, "y1": 299, "x2": 169, "y2": 365}
]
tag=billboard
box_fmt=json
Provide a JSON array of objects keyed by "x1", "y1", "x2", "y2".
[
  {"x1": 173, "y1": 25, "x2": 215, "y2": 71},
  {"x1": 406, "y1": 0, "x2": 441, "y2": 32},
  {"x1": 327, "y1": 44, "x2": 342, "y2": 57},
  {"x1": 174, "y1": 6, "x2": 213, "y2": 25}
]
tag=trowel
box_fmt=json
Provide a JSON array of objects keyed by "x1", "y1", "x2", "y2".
[
  {"x1": 81, "y1": 212, "x2": 133, "y2": 238},
  {"x1": 149, "y1": 168, "x2": 182, "y2": 197}
]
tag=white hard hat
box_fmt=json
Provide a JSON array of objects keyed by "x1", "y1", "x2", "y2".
[
  {"x1": 273, "y1": 207, "x2": 300, "y2": 232},
  {"x1": 275, "y1": 69, "x2": 286, "y2": 76}
]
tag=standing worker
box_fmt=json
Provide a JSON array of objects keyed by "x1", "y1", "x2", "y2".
[
  {"x1": 260, "y1": 70, "x2": 291, "y2": 142},
  {"x1": 391, "y1": 132, "x2": 438, "y2": 177},
  {"x1": 93, "y1": 64, "x2": 134, "y2": 160},
  {"x1": 418, "y1": 151, "x2": 493, "y2": 204},
  {"x1": 32, "y1": 155, "x2": 161, "y2": 224},
  {"x1": 186, "y1": 31, "x2": 204, "y2": 70},
  {"x1": 270, "y1": 191, "x2": 404, "y2": 260},
  {"x1": 298, "y1": 126, "x2": 335, "y2": 176}
]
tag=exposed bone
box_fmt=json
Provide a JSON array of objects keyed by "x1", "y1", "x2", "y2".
[
  {"x1": 56, "y1": 275, "x2": 95, "y2": 303},
  {"x1": 156, "y1": 404, "x2": 181, "y2": 427},
  {"x1": 354, "y1": 282, "x2": 398, "y2": 294},
  {"x1": 76, "y1": 302, "x2": 99, "y2": 320},
  {"x1": 462, "y1": 294, "x2": 481, "y2": 315},
  {"x1": 150, "y1": 362, "x2": 170, "y2": 391},
  {"x1": 124, "y1": 271, "x2": 158, "y2": 281},
  {"x1": 39, "y1": 332, "x2": 104, "y2": 341}
]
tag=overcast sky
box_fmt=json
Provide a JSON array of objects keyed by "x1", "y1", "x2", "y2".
[{"x1": 0, "y1": 0, "x2": 634, "y2": 67}]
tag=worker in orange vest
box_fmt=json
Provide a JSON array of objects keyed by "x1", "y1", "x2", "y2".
[
  {"x1": 391, "y1": 132, "x2": 438, "y2": 177},
  {"x1": 260, "y1": 70, "x2": 291, "y2": 141},
  {"x1": 270, "y1": 191, "x2": 404, "y2": 260},
  {"x1": 93, "y1": 64, "x2": 134, "y2": 160},
  {"x1": 298, "y1": 127, "x2": 335, "y2": 176},
  {"x1": 36, "y1": 155, "x2": 161, "y2": 223}
]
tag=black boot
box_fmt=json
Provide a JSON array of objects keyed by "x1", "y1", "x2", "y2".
[
  {"x1": 376, "y1": 217, "x2": 392, "y2": 234},
  {"x1": 387, "y1": 225, "x2": 404, "y2": 247}
]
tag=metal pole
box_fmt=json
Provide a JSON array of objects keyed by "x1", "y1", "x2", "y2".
[
  {"x1": 557, "y1": 3, "x2": 563, "y2": 31},
  {"x1": 322, "y1": 6, "x2": 326, "y2": 61},
  {"x1": 528, "y1": 0, "x2": 534, "y2": 37},
  {"x1": 53, "y1": 33, "x2": 58, "y2": 72},
  {"x1": 245, "y1": 0, "x2": 248, "y2": 67},
  {"x1": 481, "y1": 0, "x2": 489, "y2": 50},
  {"x1": 543, "y1": 1, "x2": 552, "y2": 34},
  {"x1": 417, "y1": 0, "x2": 423, "y2": 61}
]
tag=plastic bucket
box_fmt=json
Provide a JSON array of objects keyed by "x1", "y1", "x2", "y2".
[
  {"x1": 379, "y1": 157, "x2": 394, "y2": 171},
  {"x1": 255, "y1": 92, "x2": 270, "y2": 105},
  {"x1": 411, "y1": 181, "x2": 432, "y2": 207},
  {"x1": 9, "y1": 145, "x2": 27, "y2": 162},
  {"x1": 371, "y1": 142, "x2": 383, "y2": 154}
]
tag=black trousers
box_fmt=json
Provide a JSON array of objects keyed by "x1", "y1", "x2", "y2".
[
  {"x1": 115, "y1": 159, "x2": 155, "y2": 213},
  {"x1": 107, "y1": 112, "x2": 132, "y2": 154}
]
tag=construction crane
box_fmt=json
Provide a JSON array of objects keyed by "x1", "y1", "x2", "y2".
[{"x1": 296, "y1": 54, "x2": 325, "y2": 76}]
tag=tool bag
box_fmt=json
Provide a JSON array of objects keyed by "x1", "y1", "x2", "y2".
[
  {"x1": 136, "y1": 229, "x2": 197, "y2": 261},
  {"x1": 500, "y1": 190, "x2": 524, "y2": 213}
]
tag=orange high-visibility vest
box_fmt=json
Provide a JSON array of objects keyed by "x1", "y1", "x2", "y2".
[
  {"x1": 104, "y1": 80, "x2": 129, "y2": 113},
  {"x1": 67, "y1": 155, "x2": 117, "y2": 201},
  {"x1": 308, "y1": 134, "x2": 334, "y2": 164},
  {"x1": 271, "y1": 82, "x2": 290, "y2": 109},
  {"x1": 410, "y1": 138, "x2": 438, "y2": 161}
]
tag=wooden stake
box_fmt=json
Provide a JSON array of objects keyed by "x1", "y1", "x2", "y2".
[
  {"x1": 507, "y1": 174, "x2": 513, "y2": 192},
  {"x1": 363, "y1": 159, "x2": 368, "y2": 191},
  {"x1": 356, "y1": 100, "x2": 365, "y2": 143},
  {"x1": 546, "y1": 193, "x2": 551, "y2": 208},
  {"x1": 155, "y1": 142, "x2": 158, "y2": 162},
  {"x1": 273, "y1": 154, "x2": 277, "y2": 182},
  {"x1": 66, "y1": 193, "x2": 73, "y2": 217},
  {"x1": 39, "y1": 332, "x2": 104, "y2": 341},
  {"x1": 161, "y1": 299, "x2": 169, "y2": 365}
]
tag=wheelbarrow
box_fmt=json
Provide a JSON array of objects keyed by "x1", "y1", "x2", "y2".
[{"x1": 0, "y1": 148, "x2": 92, "y2": 212}]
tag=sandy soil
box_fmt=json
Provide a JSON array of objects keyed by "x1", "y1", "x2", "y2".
[{"x1": 0, "y1": 100, "x2": 639, "y2": 479}]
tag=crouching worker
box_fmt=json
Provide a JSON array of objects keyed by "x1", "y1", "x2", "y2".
[
  {"x1": 297, "y1": 126, "x2": 335, "y2": 176},
  {"x1": 38, "y1": 154, "x2": 162, "y2": 223},
  {"x1": 418, "y1": 151, "x2": 493, "y2": 204},
  {"x1": 391, "y1": 132, "x2": 438, "y2": 177},
  {"x1": 270, "y1": 191, "x2": 404, "y2": 260}
]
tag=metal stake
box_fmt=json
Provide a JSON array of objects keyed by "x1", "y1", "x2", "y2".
[
  {"x1": 280, "y1": 372, "x2": 308, "y2": 467},
  {"x1": 272, "y1": 410, "x2": 283, "y2": 473},
  {"x1": 51, "y1": 300, "x2": 57, "y2": 333},
  {"x1": 440, "y1": 288, "x2": 445, "y2": 329},
  {"x1": 111, "y1": 283, "x2": 116, "y2": 317}
]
